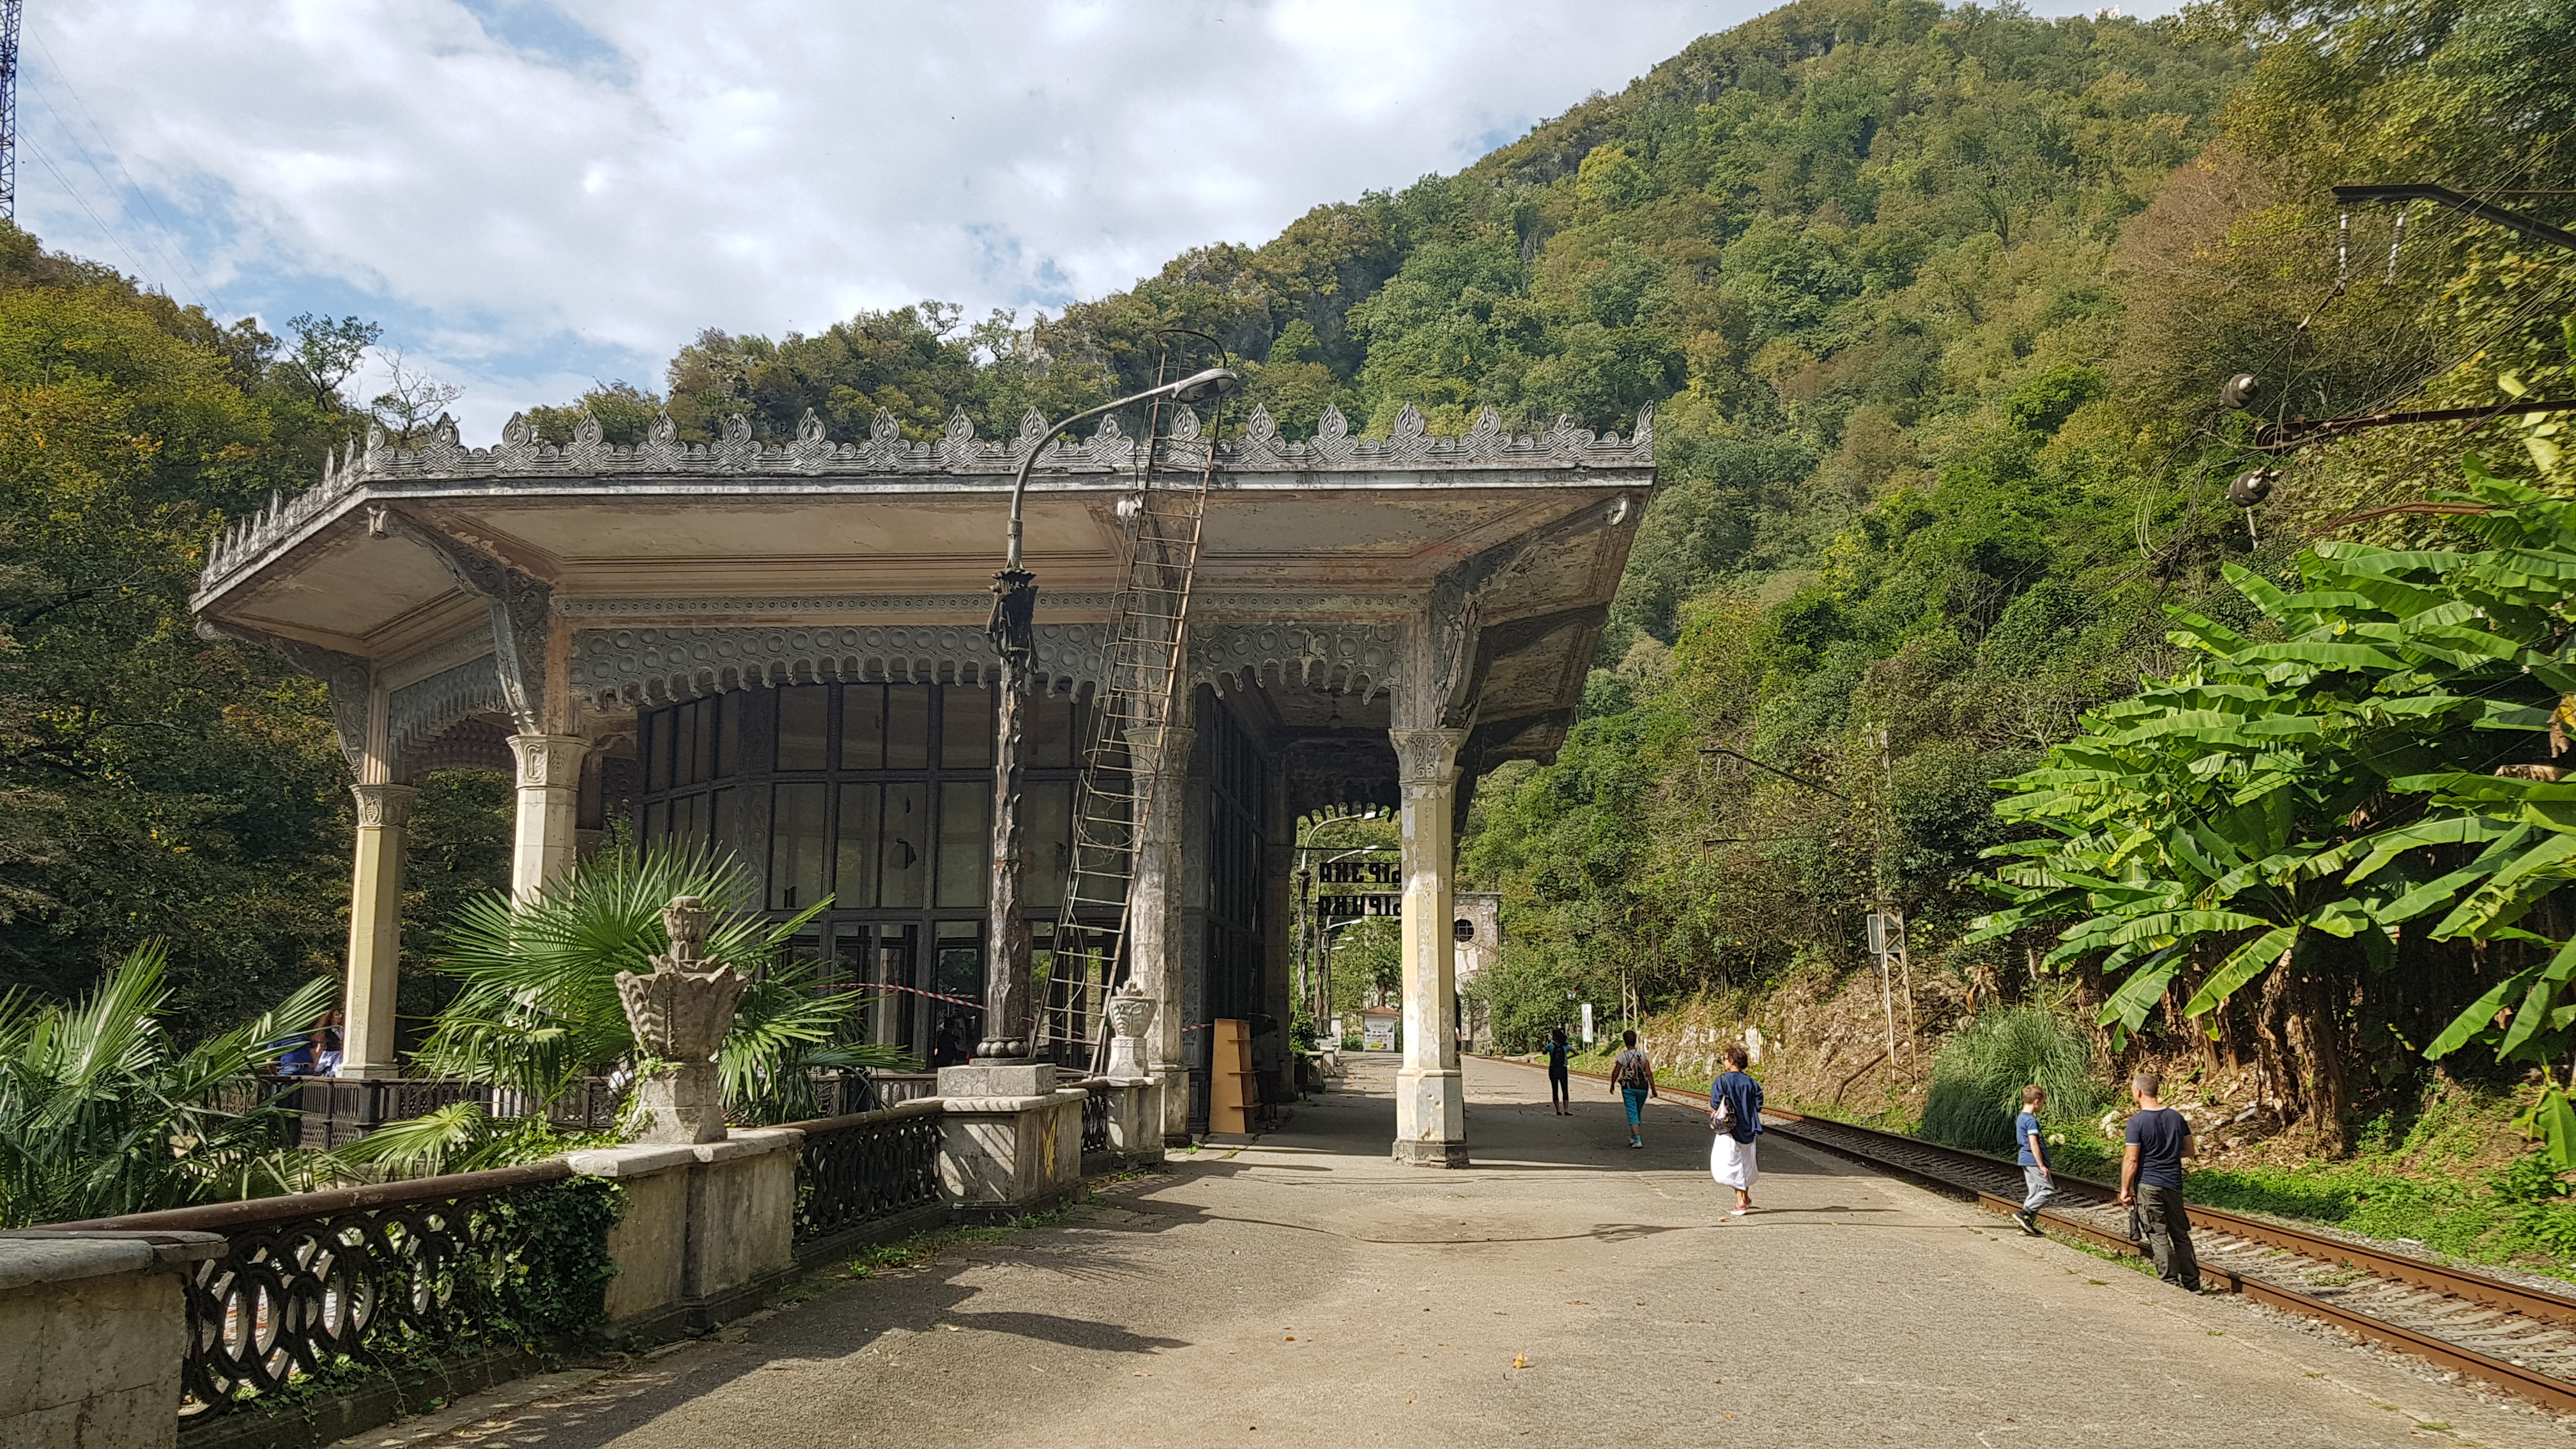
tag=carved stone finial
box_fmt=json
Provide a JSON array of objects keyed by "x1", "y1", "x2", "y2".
[
  {"x1": 797, "y1": 408, "x2": 827, "y2": 445},
  {"x1": 501, "y1": 412, "x2": 533, "y2": 448},
  {"x1": 662, "y1": 894, "x2": 711, "y2": 961},
  {"x1": 648, "y1": 410, "x2": 678, "y2": 446},
  {"x1": 1312, "y1": 404, "x2": 1354, "y2": 463},
  {"x1": 615, "y1": 892, "x2": 747, "y2": 1144},
  {"x1": 572, "y1": 411, "x2": 605, "y2": 448},
  {"x1": 1104, "y1": 979, "x2": 1157, "y2": 1082}
]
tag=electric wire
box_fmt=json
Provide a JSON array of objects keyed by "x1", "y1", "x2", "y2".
[
  {"x1": 12, "y1": 33, "x2": 212, "y2": 310},
  {"x1": 26, "y1": 29, "x2": 217, "y2": 309},
  {"x1": 24, "y1": 85, "x2": 208, "y2": 309},
  {"x1": 20, "y1": 135, "x2": 151, "y2": 283}
]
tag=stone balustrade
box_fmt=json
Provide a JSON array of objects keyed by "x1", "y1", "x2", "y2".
[{"x1": 3, "y1": 1079, "x2": 1163, "y2": 1449}]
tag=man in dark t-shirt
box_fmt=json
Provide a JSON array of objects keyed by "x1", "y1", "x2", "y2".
[{"x1": 2117, "y1": 1070, "x2": 2201, "y2": 1291}]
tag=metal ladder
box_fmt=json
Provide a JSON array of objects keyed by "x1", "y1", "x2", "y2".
[{"x1": 1041, "y1": 398, "x2": 1218, "y2": 1066}]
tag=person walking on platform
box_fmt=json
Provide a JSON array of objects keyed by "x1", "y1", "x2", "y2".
[
  {"x1": 1708, "y1": 1044, "x2": 1763, "y2": 1215},
  {"x1": 1611, "y1": 1031, "x2": 1654, "y2": 1148},
  {"x1": 1544, "y1": 1027, "x2": 1575, "y2": 1115},
  {"x1": 2117, "y1": 1071, "x2": 2202, "y2": 1291},
  {"x1": 2013, "y1": 1084, "x2": 2054, "y2": 1236}
]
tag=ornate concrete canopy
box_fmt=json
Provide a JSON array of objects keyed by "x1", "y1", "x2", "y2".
[{"x1": 191, "y1": 399, "x2": 1655, "y2": 776}]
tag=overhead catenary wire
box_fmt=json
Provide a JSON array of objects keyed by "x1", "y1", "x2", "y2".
[{"x1": 24, "y1": 31, "x2": 213, "y2": 309}]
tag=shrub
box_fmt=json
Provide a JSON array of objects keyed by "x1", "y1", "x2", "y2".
[{"x1": 1918, "y1": 1005, "x2": 2096, "y2": 1154}]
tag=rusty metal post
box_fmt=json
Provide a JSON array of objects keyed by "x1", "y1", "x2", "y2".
[{"x1": 979, "y1": 567, "x2": 1038, "y2": 1061}]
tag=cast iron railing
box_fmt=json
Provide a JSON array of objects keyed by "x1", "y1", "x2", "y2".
[
  {"x1": 45, "y1": 1162, "x2": 601, "y2": 1417},
  {"x1": 1079, "y1": 1080, "x2": 1111, "y2": 1156},
  {"x1": 780, "y1": 1100, "x2": 944, "y2": 1247}
]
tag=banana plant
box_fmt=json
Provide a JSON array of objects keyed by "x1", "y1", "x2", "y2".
[{"x1": 1972, "y1": 458, "x2": 2576, "y2": 1138}]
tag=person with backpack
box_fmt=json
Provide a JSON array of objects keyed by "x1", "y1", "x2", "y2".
[
  {"x1": 1610, "y1": 1030, "x2": 1654, "y2": 1148},
  {"x1": 1543, "y1": 1027, "x2": 1575, "y2": 1115},
  {"x1": 1708, "y1": 1043, "x2": 1764, "y2": 1214}
]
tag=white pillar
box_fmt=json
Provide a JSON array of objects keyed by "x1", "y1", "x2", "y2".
[
  {"x1": 1130, "y1": 721, "x2": 1196, "y2": 1144},
  {"x1": 508, "y1": 733, "x2": 589, "y2": 902},
  {"x1": 1390, "y1": 726, "x2": 1469, "y2": 1167},
  {"x1": 339, "y1": 783, "x2": 415, "y2": 1079}
]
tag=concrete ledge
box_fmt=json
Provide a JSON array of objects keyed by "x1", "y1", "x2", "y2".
[
  {"x1": 937, "y1": 1093, "x2": 1071, "y2": 1113},
  {"x1": 0, "y1": 1230, "x2": 224, "y2": 1291},
  {"x1": 562, "y1": 1144, "x2": 699, "y2": 1177},
  {"x1": 1393, "y1": 1140, "x2": 1472, "y2": 1168},
  {"x1": 691, "y1": 1128, "x2": 802, "y2": 1163}
]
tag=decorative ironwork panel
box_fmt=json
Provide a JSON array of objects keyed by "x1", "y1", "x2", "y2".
[
  {"x1": 176, "y1": 1173, "x2": 594, "y2": 1415},
  {"x1": 791, "y1": 1107, "x2": 943, "y2": 1246},
  {"x1": 1080, "y1": 1084, "x2": 1110, "y2": 1156}
]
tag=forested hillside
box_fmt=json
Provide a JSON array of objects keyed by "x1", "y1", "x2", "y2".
[{"x1": 9, "y1": 0, "x2": 2576, "y2": 1165}]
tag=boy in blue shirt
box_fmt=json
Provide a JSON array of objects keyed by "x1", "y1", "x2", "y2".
[{"x1": 2012, "y1": 1084, "x2": 2053, "y2": 1236}]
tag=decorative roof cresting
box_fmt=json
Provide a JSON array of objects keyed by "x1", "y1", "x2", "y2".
[{"x1": 199, "y1": 401, "x2": 1654, "y2": 589}]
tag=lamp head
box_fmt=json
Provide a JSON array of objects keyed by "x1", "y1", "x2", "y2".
[{"x1": 1167, "y1": 367, "x2": 1239, "y2": 404}]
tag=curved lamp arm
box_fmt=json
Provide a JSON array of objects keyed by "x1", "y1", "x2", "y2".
[{"x1": 1004, "y1": 367, "x2": 1238, "y2": 570}]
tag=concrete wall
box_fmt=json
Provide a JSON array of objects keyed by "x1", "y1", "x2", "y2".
[
  {"x1": 566, "y1": 1130, "x2": 802, "y2": 1337},
  {"x1": 0, "y1": 1232, "x2": 222, "y2": 1449}
]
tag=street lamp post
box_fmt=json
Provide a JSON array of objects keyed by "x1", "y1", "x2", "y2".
[{"x1": 977, "y1": 367, "x2": 1238, "y2": 1063}]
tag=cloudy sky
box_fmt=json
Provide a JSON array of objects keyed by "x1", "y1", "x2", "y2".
[{"x1": 19, "y1": 0, "x2": 2151, "y2": 436}]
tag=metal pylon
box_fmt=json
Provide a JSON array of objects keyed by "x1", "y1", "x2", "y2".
[{"x1": 1041, "y1": 398, "x2": 1218, "y2": 1066}]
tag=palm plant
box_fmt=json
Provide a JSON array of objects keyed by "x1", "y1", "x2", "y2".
[
  {"x1": 0, "y1": 942, "x2": 335, "y2": 1227},
  {"x1": 411, "y1": 843, "x2": 914, "y2": 1130}
]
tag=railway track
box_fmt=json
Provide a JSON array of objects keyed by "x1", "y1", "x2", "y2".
[{"x1": 1496, "y1": 1054, "x2": 2576, "y2": 1416}]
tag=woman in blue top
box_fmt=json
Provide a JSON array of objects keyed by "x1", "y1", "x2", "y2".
[
  {"x1": 1708, "y1": 1044, "x2": 1764, "y2": 1215},
  {"x1": 1543, "y1": 1027, "x2": 1574, "y2": 1115}
]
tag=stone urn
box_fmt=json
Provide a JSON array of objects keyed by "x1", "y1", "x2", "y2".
[
  {"x1": 615, "y1": 895, "x2": 748, "y2": 1144},
  {"x1": 1103, "y1": 979, "x2": 1156, "y2": 1082}
]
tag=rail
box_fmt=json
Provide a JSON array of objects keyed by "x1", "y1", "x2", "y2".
[
  {"x1": 46, "y1": 1162, "x2": 604, "y2": 1417},
  {"x1": 778, "y1": 1099, "x2": 944, "y2": 1247},
  {"x1": 1489, "y1": 1054, "x2": 2576, "y2": 1415}
]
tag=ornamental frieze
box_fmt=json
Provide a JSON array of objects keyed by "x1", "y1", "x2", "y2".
[
  {"x1": 200, "y1": 401, "x2": 1653, "y2": 590},
  {"x1": 569, "y1": 623, "x2": 1119, "y2": 707},
  {"x1": 1193, "y1": 622, "x2": 1405, "y2": 700}
]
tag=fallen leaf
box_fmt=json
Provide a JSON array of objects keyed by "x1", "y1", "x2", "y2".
[{"x1": 1512, "y1": 1356, "x2": 1529, "y2": 1369}]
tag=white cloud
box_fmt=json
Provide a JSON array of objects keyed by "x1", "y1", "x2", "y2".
[{"x1": 15, "y1": 0, "x2": 2175, "y2": 435}]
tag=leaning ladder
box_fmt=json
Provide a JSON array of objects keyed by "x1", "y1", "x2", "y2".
[{"x1": 1040, "y1": 401, "x2": 1219, "y2": 1066}]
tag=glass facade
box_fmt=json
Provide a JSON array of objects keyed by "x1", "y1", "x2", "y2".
[
  {"x1": 635, "y1": 682, "x2": 1093, "y2": 1064},
  {"x1": 1202, "y1": 702, "x2": 1270, "y2": 1025}
]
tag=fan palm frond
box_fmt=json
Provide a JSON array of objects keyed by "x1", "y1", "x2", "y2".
[
  {"x1": 415, "y1": 843, "x2": 911, "y2": 1124},
  {"x1": 0, "y1": 943, "x2": 334, "y2": 1227}
]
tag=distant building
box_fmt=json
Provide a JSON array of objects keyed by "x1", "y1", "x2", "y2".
[{"x1": 1453, "y1": 891, "x2": 1501, "y2": 1052}]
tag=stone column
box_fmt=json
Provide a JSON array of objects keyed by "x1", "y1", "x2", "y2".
[
  {"x1": 1390, "y1": 726, "x2": 1469, "y2": 1167},
  {"x1": 339, "y1": 783, "x2": 417, "y2": 1079},
  {"x1": 1128, "y1": 719, "x2": 1196, "y2": 1144},
  {"x1": 508, "y1": 733, "x2": 589, "y2": 902}
]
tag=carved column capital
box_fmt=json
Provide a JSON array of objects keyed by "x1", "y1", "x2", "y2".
[
  {"x1": 1390, "y1": 728, "x2": 1468, "y2": 788},
  {"x1": 508, "y1": 733, "x2": 590, "y2": 790},
  {"x1": 349, "y1": 783, "x2": 418, "y2": 829},
  {"x1": 1128, "y1": 724, "x2": 1197, "y2": 781}
]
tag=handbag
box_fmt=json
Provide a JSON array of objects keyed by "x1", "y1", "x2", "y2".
[{"x1": 1709, "y1": 1079, "x2": 1735, "y2": 1133}]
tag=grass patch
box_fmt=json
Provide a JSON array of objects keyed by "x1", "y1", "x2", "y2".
[{"x1": 840, "y1": 1193, "x2": 1114, "y2": 1279}]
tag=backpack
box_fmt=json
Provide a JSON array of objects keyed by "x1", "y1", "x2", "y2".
[{"x1": 1614, "y1": 1052, "x2": 1649, "y2": 1089}]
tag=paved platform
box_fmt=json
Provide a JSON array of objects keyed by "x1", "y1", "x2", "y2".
[{"x1": 365, "y1": 1054, "x2": 2566, "y2": 1448}]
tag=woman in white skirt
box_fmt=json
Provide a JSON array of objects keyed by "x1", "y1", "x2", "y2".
[{"x1": 1708, "y1": 1043, "x2": 1764, "y2": 1215}]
